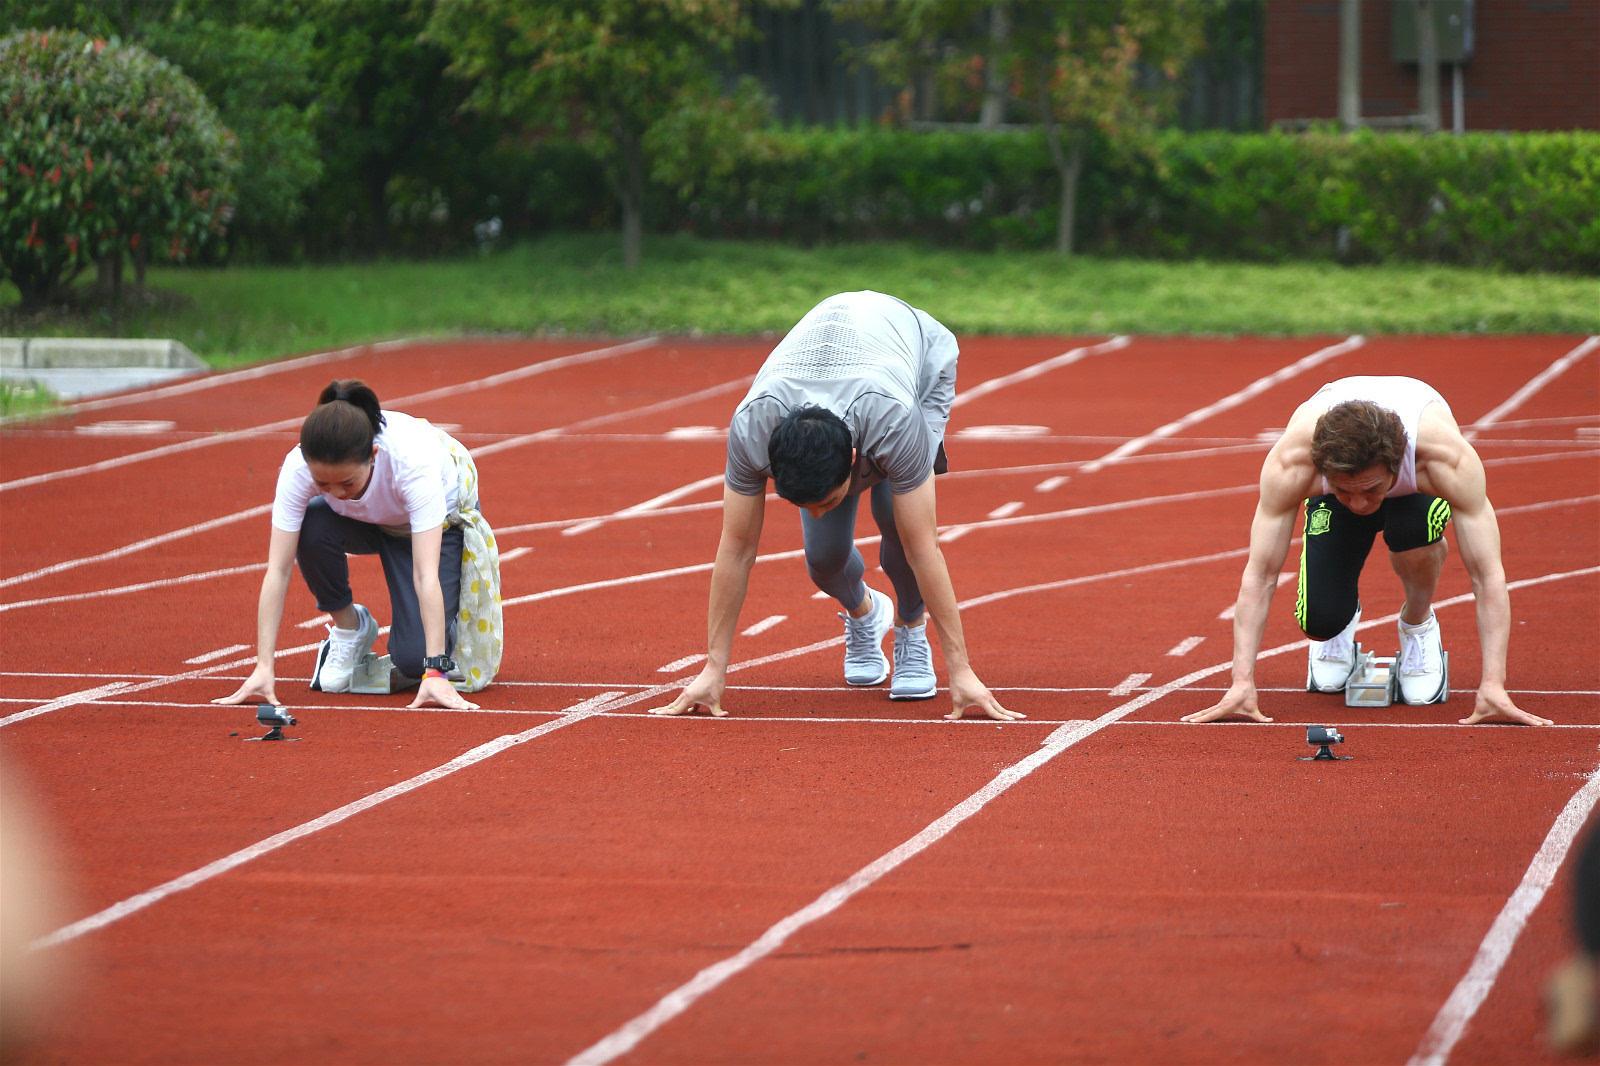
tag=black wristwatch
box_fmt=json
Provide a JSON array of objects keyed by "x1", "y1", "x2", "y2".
[{"x1": 423, "y1": 654, "x2": 456, "y2": 674}]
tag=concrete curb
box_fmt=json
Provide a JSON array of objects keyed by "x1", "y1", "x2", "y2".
[{"x1": 0, "y1": 337, "x2": 207, "y2": 400}]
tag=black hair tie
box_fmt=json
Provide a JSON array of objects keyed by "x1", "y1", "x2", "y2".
[{"x1": 335, "y1": 388, "x2": 350, "y2": 402}]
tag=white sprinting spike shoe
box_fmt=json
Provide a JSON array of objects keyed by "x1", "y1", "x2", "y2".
[
  {"x1": 890, "y1": 622, "x2": 937, "y2": 700},
  {"x1": 1307, "y1": 607, "x2": 1361, "y2": 693},
  {"x1": 840, "y1": 588, "x2": 892, "y2": 686},
  {"x1": 311, "y1": 604, "x2": 379, "y2": 692},
  {"x1": 1397, "y1": 613, "x2": 1449, "y2": 704}
]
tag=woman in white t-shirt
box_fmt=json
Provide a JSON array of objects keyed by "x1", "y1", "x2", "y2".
[{"x1": 215, "y1": 380, "x2": 495, "y2": 712}]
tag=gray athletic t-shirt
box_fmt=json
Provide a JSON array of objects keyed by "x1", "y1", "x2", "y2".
[{"x1": 725, "y1": 291, "x2": 958, "y2": 497}]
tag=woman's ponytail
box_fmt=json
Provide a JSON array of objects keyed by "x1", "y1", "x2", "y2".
[{"x1": 301, "y1": 380, "x2": 386, "y2": 464}]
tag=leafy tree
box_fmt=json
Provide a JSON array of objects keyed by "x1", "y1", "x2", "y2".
[
  {"x1": 426, "y1": 0, "x2": 755, "y2": 269},
  {"x1": 0, "y1": 0, "x2": 322, "y2": 262},
  {"x1": 838, "y1": 0, "x2": 1207, "y2": 255},
  {"x1": 0, "y1": 28, "x2": 237, "y2": 309}
]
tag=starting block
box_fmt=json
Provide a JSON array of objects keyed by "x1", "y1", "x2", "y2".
[
  {"x1": 1344, "y1": 645, "x2": 1396, "y2": 707},
  {"x1": 349, "y1": 652, "x2": 401, "y2": 694}
]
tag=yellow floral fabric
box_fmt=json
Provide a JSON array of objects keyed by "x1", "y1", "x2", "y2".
[{"x1": 432, "y1": 425, "x2": 502, "y2": 692}]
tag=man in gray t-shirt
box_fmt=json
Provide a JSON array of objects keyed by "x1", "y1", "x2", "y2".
[{"x1": 653, "y1": 290, "x2": 1019, "y2": 721}]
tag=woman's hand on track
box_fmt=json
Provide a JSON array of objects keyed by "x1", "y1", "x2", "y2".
[
  {"x1": 944, "y1": 667, "x2": 1025, "y2": 721},
  {"x1": 651, "y1": 665, "x2": 728, "y2": 717},
  {"x1": 409, "y1": 675, "x2": 480, "y2": 711},
  {"x1": 212, "y1": 664, "x2": 278, "y2": 709},
  {"x1": 1183, "y1": 680, "x2": 1272, "y2": 723},
  {"x1": 1460, "y1": 683, "x2": 1552, "y2": 726}
]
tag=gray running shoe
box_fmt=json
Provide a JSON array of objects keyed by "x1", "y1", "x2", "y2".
[
  {"x1": 840, "y1": 588, "x2": 892, "y2": 686},
  {"x1": 890, "y1": 622, "x2": 937, "y2": 700}
]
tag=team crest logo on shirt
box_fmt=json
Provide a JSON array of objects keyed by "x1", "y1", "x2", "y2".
[{"x1": 1307, "y1": 505, "x2": 1333, "y2": 536}]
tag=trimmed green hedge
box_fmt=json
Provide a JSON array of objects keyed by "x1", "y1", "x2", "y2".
[{"x1": 612, "y1": 127, "x2": 1598, "y2": 272}]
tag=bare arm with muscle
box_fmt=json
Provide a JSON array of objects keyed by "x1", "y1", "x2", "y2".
[
  {"x1": 1414, "y1": 407, "x2": 1551, "y2": 726},
  {"x1": 891, "y1": 477, "x2": 1022, "y2": 721},
  {"x1": 1184, "y1": 413, "x2": 1320, "y2": 724},
  {"x1": 651, "y1": 484, "x2": 767, "y2": 717}
]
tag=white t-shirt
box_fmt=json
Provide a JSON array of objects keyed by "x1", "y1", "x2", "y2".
[
  {"x1": 725, "y1": 291, "x2": 958, "y2": 496},
  {"x1": 1312, "y1": 376, "x2": 1450, "y2": 497},
  {"x1": 271, "y1": 410, "x2": 458, "y2": 535}
]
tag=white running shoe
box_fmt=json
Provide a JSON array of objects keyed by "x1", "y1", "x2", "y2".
[
  {"x1": 890, "y1": 622, "x2": 937, "y2": 701},
  {"x1": 840, "y1": 588, "x2": 892, "y2": 686},
  {"x1": 312, "y1": 604, "x2": 379, "y2": 692},
  {"x1": 1397, "y1": 613, "x2": 1447, "y2": 704},
  {"x1": 1307, "y1": 607, "x2": 1361, "y2": 693}
]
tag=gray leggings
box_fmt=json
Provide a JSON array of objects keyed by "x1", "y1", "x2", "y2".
[
  {"x1": 799, "y1": 480, "x2": 924, "y2": 623},
  {"x1": 297, "y1": 498, "x2": 463, "y2": 677}
]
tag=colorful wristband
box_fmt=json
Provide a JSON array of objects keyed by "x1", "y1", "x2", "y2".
[{"x1": 423, "y1": 668, "x2": 446, "y2": 680}]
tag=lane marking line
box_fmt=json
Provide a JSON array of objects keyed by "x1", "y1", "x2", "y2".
[
  {"x1": 1408, "y1": 764, "x2": 1600, "y2": 1066},
  {"x1": 949, "y1": 336, "x2": 1130, "y2": 409},
  {"x1": 986, "y1": 501, "x2": 1025, "y2": 520},
  {"x1": 1078, "y1": 335, "x2": 1364, "y2": 476},
  {"x1": 0, "y1": 562, "x2": 267, "y2": 614},
  {"x1": 1109, "y1": 673, "x2": 1152, "y2": 696},
  {"x1": 0, "y1": 504, "x2": 272, "y2": 590},
  {"x1": 27, "y1": 690, "x2": 630, "y2": 951},
  {"x1": 1466, "y1": 335, "x2": 1599, "y2": 440},
  {"x1": 1034, "y1": 476, "x2": 1069, "y2": 493},
  {"x1": 741, "y1": 615, "x2": 788, "y2": 637},
  {"x1": 565, "y1": 563, "x2": 1599, "y2": 1066},
  {"x1": 658, "y1": 654, "x2": 709, "y2": 674},
  {"x1": 184, "y1": 645, "x2": 251, "y2": 665},
  {"x1": 562, "y1": 474, "x2": 726, "y2": 538},
  {"x1": 0, "y1": 339, "x2": 657, "y2": 494},
  {"x1": 1167, "y1": 636, "x2": 1205, "y2": 657}
]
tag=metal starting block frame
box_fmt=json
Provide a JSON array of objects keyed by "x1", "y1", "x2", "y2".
[
  {"x1": 350, "y1": 652, "x2": 402, "y2": 694},
  {"x1": 1344, "y1": 644, "x2": 1396, "y2": 708}
]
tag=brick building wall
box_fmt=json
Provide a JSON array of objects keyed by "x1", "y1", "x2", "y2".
[{"x1": 1265, "y1": 0, "x2": 1599, "y2": 130}]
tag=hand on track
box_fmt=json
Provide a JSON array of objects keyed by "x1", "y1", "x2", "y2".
[
  {"x1": 944, "y1": 668, "x2": 1025, "y2": 721},
  {"x1": 1459, "y1": 684, "x2": 1552, "y2": 726},
  {"x1": 651, "y1": 665, "x2": 728, "y2": 717},
  {"x1": 213, "y1": 664, "x2": 278, "y2": 709},
  {"x1": 409, "y1": 675, "x2": 480, "y2": 711},
  {"x1": 1183, "y1": 681, "x2": 1273, "y2": 723}
]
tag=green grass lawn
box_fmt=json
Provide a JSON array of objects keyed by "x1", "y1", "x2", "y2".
[{"x1": 4, "y1": 233, "x2": 1597, "y2": 371}]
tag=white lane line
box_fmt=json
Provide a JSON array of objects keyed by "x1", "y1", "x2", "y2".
[
  {"x1": 1408, "y1": 765, "x2": 1600, "y2": 1066},
  {"x1": 297, "y1": 614, "x2": 333, "y2": 629},
  {"x1": 1034, "y1": 476, "x2": 1069, "y2": 493},
  {"x1": 562, "y1": 474, "x2": 726, "y2": 538},
  {"x1": 811, "y1": 590, "x2": 831, "y2": 600},
  {"x1": 567, "y1": 563, "x2": 1600, "y2": 1066},
  {"x1": 1167, "y1": 636, "x2": 1205, "y2": 657},
  {"x1": 937, "y1": 526, "x2": 973, "y2": 543},
  {"x1": 0, "y1": 682, "x2": 138, "y2": 727},
  {"x1": 1078, "y1": 335, "x2": 1364, "y2": 476},
  {"x1": 0, "y1": 504, "x2": 272, "y2": 590},
  {"x1": 1466, "y1": 335, "x2": 1599, "y2": 440},
  {"x1": 472, "y1": 374, "x2": 753, "y2": 458},
  {"x1": 657, "y1": 654, "x2": 708, "y2": 674},
  {"x1": 741, "y1": 615, "x2": 787, "y2": 637},
  {"x1": 183, "y1": 645, "x2": 252, "y2": 665},
  {"x1": 0, "y1": 562, "x2": 267, "y2": 614},
  {"x1": 28, "y1": 690, "x2": 630, "y2": 951},
  {"x1": 986, "y1": 501, "x2": 1025, "y2": 520},
  {"x1": 950, "y1": 336, "x2": 1130, "y2": 409},
  {"x1": 498, "y1": 546, "x2": 533, "y2": 564},
  {"x1": 0, "y1": 339, "x2": 657, "y2": 494},
  {"x1": 0, "y1": 339, "x2": 388, "y2": 426},
  {"x1": 1109, "y1": 673, "x2": 1152, "y2": 696}
]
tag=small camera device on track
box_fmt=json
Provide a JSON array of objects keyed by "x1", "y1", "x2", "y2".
[
  {"x1": 1301, "y1": 725, "x2": 1349, "y2": 761},
  {"x1": 245, "y1": 703, "x2": 299, "y2": 742}
]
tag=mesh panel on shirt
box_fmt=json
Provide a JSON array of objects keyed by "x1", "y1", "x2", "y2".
[{"x1": 764, "y1": 304, "x2": 878, "y2": 380}]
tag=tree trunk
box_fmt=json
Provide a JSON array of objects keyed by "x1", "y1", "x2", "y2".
[
  {"x1": 133, "y1": 240, "x2": 148, "y2": 293},
  {"x1": 1338, "y1": 0, "x2": 1361, "y2": 130},
  {"x1": 1043, "y1": 119, "x2": 1085, "y2": 256},
  {"x1": 980, "y1": 2, "x2": 1011, "y2": 129},
  {"x1": 616, "y1": 122, "x2": 645, "y2": 270},
  {"x1": 95, "y1": 253, "x2": 124, "y2": 301}
]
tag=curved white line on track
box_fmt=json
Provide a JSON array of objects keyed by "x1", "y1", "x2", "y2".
[
  {"x1": 1466, "y1": 335, "x2": 1599, "y2": 440},
  {"x1": 1408, "y1": 765, "x2": 1600, "y2": 1066},
  {"x1": 0, "y1": 339, "x2": 658, "y2": 494},
  {"x1": 565, "y1": 562, "x2": 1600, "y2": 1065},
  {"x1": 949, "y1": 335, "x2": 1131, "y2": 408},
  {"x1": 1078, "y1": 335, "x2": 1364, "y2": 475}
]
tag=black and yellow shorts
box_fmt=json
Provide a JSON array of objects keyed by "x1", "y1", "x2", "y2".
[{"x1": 1293, "y1": 492, "x2": 1450, "y2": 640}]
